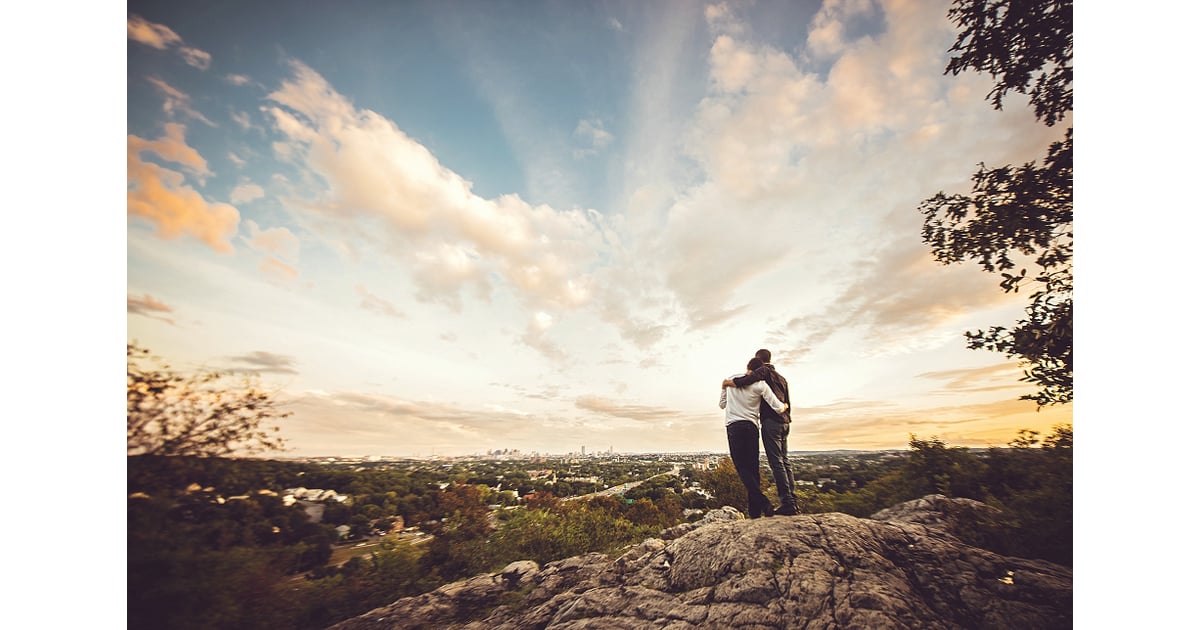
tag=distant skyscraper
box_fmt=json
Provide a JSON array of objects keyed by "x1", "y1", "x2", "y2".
[{"x1": 581, "y1": 445, "x2": 586, "y2": 456}]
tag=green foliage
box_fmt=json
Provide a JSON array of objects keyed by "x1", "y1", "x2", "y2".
[
  {"x1": 919, "y1": 132, "x2": 1073, "y2": 406},
  {"x1": 490, "y1": 504, "x2": 644, "y2": 565},
  {"x1": 418, "y1": 483, "x2": 494, "y2": 582},
  {"x1": 286, "y1": 540, "x2": 436, "y2": 629},
  {"x1": 979, "y1": 424, "x2": 1073, "y2": 564},
  {"x1": 903, "y1": 434, "x2": 989, "y2": 498},
  {"x1": 696, "y1": 456, "x2": 769, "y2": 514},
  {"x1": 128, "y1": 493, "x2": 336, "y2": 629},
  {"x1": 127, "y1": 344, "x2": 290, "y2": 458},
  {"x1": 127, "y1": 454, "x2": 702, "y2": 629},
  {"x1": 920, "y1": 0, "x2": 1073, "y2": 406},
  {"x1": 817, "y1": 427, "x2": 1072, "y2": 565}
]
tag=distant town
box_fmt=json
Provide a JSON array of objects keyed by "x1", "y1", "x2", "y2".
[{"x1": 273, "y1": 448, "x2": 908, "y2": 465}]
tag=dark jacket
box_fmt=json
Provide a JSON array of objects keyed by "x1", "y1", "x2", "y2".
[{"x1": 732, "y1": 364, "x2": 791, "y2": 424}]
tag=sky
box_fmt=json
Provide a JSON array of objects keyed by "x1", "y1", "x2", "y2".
[{"x1": 122, "y1": 0, "x2": 1076, "y2": 458}]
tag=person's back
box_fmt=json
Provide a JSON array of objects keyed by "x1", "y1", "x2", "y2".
[
  {"x1": 720, "y1": 377, "x2": 780, "y2": 426},
  {"x1": 719, "y1": 356, "x2": 788, "y2": 519}
]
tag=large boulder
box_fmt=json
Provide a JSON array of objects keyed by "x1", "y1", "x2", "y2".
[{"x1": 329, "y1": 496, "x2": 1070, "y2": 629}]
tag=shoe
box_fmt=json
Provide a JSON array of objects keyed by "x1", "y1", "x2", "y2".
[
  {"x1": 762, "y1": 503, "x2": 775, "y2": 517},
  {"x1": 776, "y1": 505, "x2": 799, "y2": 516}
]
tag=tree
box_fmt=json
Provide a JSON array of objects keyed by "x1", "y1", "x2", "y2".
[
  {"x1": 944, "y1": 0, "x2": 1072, "y2": 127},
  {"x1": 919, "y1": 0, "x2": 1073, "y2": 406},
  {"x1": 128, "y1": 343, "x2": 290, "y2": 457},
  {"x1": 697, "y1": 456, "x2": 770, "y2": 515}
]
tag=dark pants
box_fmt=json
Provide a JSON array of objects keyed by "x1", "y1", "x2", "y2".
[
  {"x1": 726, "y1": 420, "x2": 773, "y2": 517},
  {"x1": 762, "y1": 418, "x2": 797, "y2": 510}
]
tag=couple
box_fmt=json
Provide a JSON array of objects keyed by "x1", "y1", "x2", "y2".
[{"x1": 719, "y1": 348, "x2": 798, "y2": 518}]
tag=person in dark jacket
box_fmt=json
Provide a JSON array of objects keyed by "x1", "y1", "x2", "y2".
[{"x1": 722, "y1": 348, "x2": 798, "y2": 515}]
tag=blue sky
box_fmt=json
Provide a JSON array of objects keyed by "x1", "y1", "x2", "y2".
[{"x1": 123, "y1": 0, "x2": 1077, "y2": 457}]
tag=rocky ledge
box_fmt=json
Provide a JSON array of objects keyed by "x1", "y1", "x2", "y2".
[{"x1": 329, "y1": 495, "x2": 1071, "y2": 629}]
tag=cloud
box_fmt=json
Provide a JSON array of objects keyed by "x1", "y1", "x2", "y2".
[
  {"x1": 356, "y1": 285, "x2": 406, "y2": 319},
  {"x1": 127, "y1": 15, "x2": 212, "y2": 70},
  {"x1": 644, "y1": 0, "x2": 1060, "y2": 345},
  {"x1": 572, "y1": 117, "x2": 614, "y2": 158},
  {"x1": 704, "y1": 2, "x2": 744, "y2": 35},
  {"x1": 230, "y1": 182, "x2": 265, "y2": 205},
  {"x1": 284, "y1": 390, "x2": 535, "y2": 450},
  {"x1": 241, "y1": 219, "x2": 299, "y2": 282},
  {"x1": 231, "y1": 110, "x2": 254, "y2": 131},
  {"x1": 763, "y1": 221, "x2": 1029, "y2": 364},
  {"x1": 607, "y1": 17, "x2": 624, "y2": 32},
  {"x1": 147, "y1": 77, "x2": 216, "y2": 126},
  {"x1": 789, "y1": 395, "x2": 1073, "y2": 451},
  {"x1": 520, "y1": 312, "x2": 567, "y2": 361},
  {"x1": 225, "y1": 73, "x2": 253, "y2": 86},
  {"x1": 127, "y1": 124, "x2": 240, "y2": 253},
  {"x1": 127, "y1": 14, "x2": 183, "y2": 50},
  {"x1": 574, "y1": 395, "x2": 685, "y2": 422},
  {"x1": 127, "y1": 293, "x2": 174, "y2": 324},
  {"x1": 259, "y1": 257, "x2": 300, "y2": 283},
  {"x1": 806, "y1": 0, "x2": 876, "y2": 58},
  {"x1": 179, "y1": 47, "x2": 212, "y2": 71},
  {"x1": 916, "y1": 362, "x2": 1031, "y2": 395},
  {"x1": 226, "y1": 351, "x2": 300, "y2": 375},
  {"x1": 263, "y1": 60, "x2": 608, "y2": 340}
]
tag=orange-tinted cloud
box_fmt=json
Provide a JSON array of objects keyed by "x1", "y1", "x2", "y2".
[
  {"x1": 127, "y1": 15, "x2": 211, "y2": 70},
  {"x1": 242, "y1": 220, "x2": 297, "y2": 259},
  {"x1": 264, "y1": 61, "x2": 604, "y2": 319},
  {"x1": 128, "y1": 293, "x2": 174, "y2": 324},
  {"x1": 790, "y1": 395, "x2": 1073, "y2": 451},
  {"x1": 128, "y1": 124, "x2": 240, "y2": 253},
  {"x1": 127, "y1": 15, "x2": 182, "y2": 50},
  {"x1": 258, "y1": 257, "x2": 299, "y2": 282}
]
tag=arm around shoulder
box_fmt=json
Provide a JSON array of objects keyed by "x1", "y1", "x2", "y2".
[{"x1": 731, "y1": 365, "x2": 769, "y2": 388}]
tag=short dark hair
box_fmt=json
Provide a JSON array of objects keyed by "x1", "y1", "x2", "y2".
[
  {"x1": 747, "y1": 357, "x2": 764, "y2": 371},
  {"x1": 755, "y1": 348, "x2": 771, "y2": 363}
]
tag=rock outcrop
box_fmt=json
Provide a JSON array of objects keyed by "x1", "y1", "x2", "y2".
[{"x1": 329, "y1": 495, "x2": 1071, "y2": 629}]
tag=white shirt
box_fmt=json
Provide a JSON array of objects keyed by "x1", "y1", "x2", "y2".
[{"x1": 720, "y1": 372, "x2": 788, "y2": 428}]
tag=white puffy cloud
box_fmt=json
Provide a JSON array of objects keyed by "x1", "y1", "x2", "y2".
[
  {"x1": 242, "y1": 219, "x2": 298, "y2": 261},
  {"x1": 653, "y1": 0, "x2": 1063, "y2": 337},
  {"x1": 230, "y1": 182, "x2": 264, "y2": 204},
  {"x1": 263, "y1": 60, "x2": 609, "y2": 326}
]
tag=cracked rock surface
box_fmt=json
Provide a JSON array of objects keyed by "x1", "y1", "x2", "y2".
[{"x1": 328, "y1": 496, "x2": 1070, "y2": 629}]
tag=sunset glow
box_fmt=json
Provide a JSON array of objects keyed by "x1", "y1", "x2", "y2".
[{"x1": 126, "y1": 0, "x2": 1073, "y2": 457}]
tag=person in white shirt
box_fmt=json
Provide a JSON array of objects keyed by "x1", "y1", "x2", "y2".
[{"x1": 720, "y1": 357, "x2": 789, "y2": 518}]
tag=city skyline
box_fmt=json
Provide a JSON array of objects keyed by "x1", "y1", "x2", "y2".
[{"x1": 126, "y1": 0, "x2": 1072, "y2": 457}]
